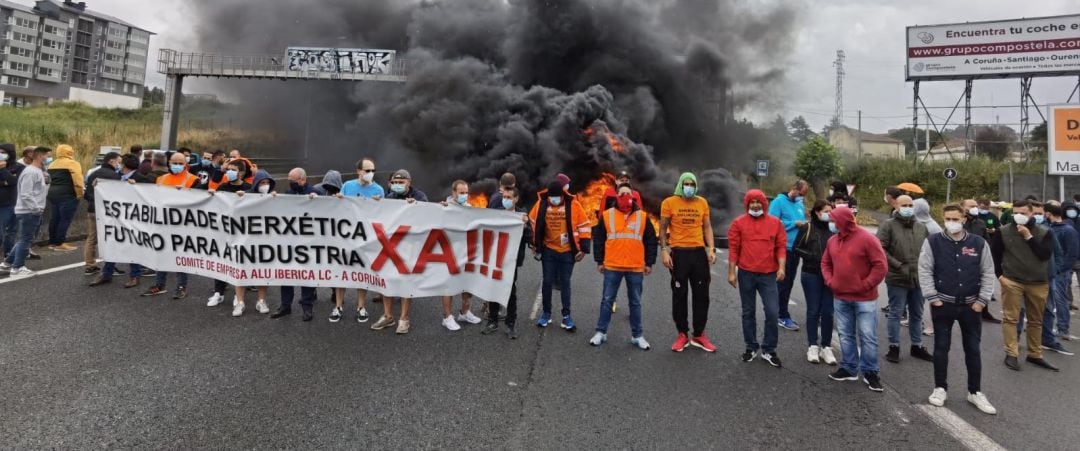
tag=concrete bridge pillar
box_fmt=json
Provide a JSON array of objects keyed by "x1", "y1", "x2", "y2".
[{"x1": 159, "y1": 74, "x2": 183, "y2": 151}]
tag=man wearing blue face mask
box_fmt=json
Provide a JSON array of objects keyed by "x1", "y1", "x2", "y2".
[
  {"x1": 486, "y1": 172, "x2": 516, "y2": 210},
  {"x1": 530, "y1": 179, "x2": 592, "y2": 332},
  {"x1": 441, "y1": 180, "x2": 482, "y2": 331},
  {"x1": 483, "y1": 186, "x2": 532, "y2": 339},
  {"x1": 878, "y1": 195, "x2": 933, "y2": 364},
  {"x1": 768, "y1": 179, "x2": 809, "y2": 331},
  {"x1": 374, "y1": 169, "x2": 429, "y2": 334}
]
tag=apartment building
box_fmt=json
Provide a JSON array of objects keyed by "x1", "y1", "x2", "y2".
[{"x1": 0, "y1": 0, "x2": 152, "y2": 108}]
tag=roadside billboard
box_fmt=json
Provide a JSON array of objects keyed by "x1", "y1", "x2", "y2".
[
  {"x1": 1048, "y1": 104, "x2": 1080, "y2": 176},
  {"x1": 906, "y1": 15, "x2": 1080, "y2": 81}
]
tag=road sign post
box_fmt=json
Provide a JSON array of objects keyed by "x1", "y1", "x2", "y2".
[
  {"x1": 943, "y1": 167, "x2": 957, "y2": 204},
  {"x1": 756, "y1": 160, "x2": 769, "y2": 178}
]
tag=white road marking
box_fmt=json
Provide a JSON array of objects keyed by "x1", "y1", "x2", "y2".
[
  {"x1": 0, "y1": 260, "x2": 95, "y2": 285},
  {"x1": 529, "y1": 285, "x2": 542, "y2": 320},
  {"x1": 916, "y1": 405, "x2": 1006, "y2": 451}
]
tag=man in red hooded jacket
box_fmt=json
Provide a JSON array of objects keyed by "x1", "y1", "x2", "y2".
[
  {"x1": 728, "y1": 189, "x2": 788, "y2": 367},
  {"x1": 822, "y1": 206, "x2": 889, "y2": 392}
]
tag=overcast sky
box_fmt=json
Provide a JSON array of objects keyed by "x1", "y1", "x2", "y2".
[{"x1": 70, "y1": 0, "x2": 1080, "y2": 134}]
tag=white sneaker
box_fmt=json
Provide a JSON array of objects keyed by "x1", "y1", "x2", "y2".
[
  {"x1": 928, "y1": 387, "x2": 947, "y2": 407},
  {"x1": 0, "y1": 262, "x2": 11, "y2": 271},
  {"x1": 807, "y1": 345, "x2": 821, "y2": 363},
  {"x1": 967, "y1": 392, "x2": 997, "y2": 415},
  {"x1": 456, "y1": 310, "x2": 482, "y2": 324},
  {"x1": 255, "y1": 299, "x2": 270, "y2": 314},
  {"x1": 8, "y1": 267, "x2": 35, "y2": 279},
  {"x1": 442, "y1": 315, "x2": 461, "y2": 331},
  {"x1": 589, "y1": 332, "x2": 607, "y2": 346},
  {"x1": 232, "y1": 302, "x2": 245, "y2": 317},
  {"x1": 207, "y1": 292, "x2": 224, "y2": 307},
  {"x1": 232, "y1": 296, "x2": 238, "y2": 307},
  {"x1": 820, "y1": 347, "x2": 838, "y2": 365},
  {"x1": 630, "y1": 336, "x2": 651, "y2": 350}
]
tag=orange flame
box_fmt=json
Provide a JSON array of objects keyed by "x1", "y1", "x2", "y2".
[
  {"x1": 580, "y1": 173, "x2": 617, "y2": 225},
  {"x1": 468, "y1": 193, "x2": 489, "y2": 208},
  {"x1": 606, "y1": 134, "x2": 626, "y2": 153},
  {"x1": 583, "y1": 120, "x2": 627, "y2": 153},
  {"x1": 579, "y1": 173, "x2": 660, "y2": 235}
]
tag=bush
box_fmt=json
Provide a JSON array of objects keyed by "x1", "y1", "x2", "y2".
[
  {"x1": 846, "y1": 156, "x2": 1045, "y2": 212},
  {"x1": 0, "y1": 102, "x2": 280, "y2": 169}
]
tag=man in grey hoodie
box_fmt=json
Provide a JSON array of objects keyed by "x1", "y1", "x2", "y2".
[
  {"x1": 313, "y1": 170, "x2": 343, "y2": 196},
  {"x1": 1, "y1": 147, "x2": 50, "y2": 278}
]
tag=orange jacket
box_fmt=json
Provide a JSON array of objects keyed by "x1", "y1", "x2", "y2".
[
  {"x1": 529, "y1": 188, "x2": 592, "y2": 254},
  {"x1": 156, "y1": 168, "x2": 198, "y2": 188},
  {"x1": 208, "y1": 157, "x2": 256, "y2": 190}
]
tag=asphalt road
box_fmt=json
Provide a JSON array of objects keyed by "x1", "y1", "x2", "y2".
[{"x1": 2, "y1": 241, "x2": 1078, "y2": 450}]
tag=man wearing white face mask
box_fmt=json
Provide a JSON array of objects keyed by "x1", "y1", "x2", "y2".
[
  {"x1": 989, "y1": 199, "x2": 1058, "y2": 371},
  {"x1": 961, "y1": 199, "x2": 987, "y2": 238},
  {"x1": 878, "y1": 195, "x2": 933, "y2": 364},
  {"x1": 335, "y1": 158, "x2": 385, "y2": 324},
  {"x1": 918, "y1": 203, "x2": 998, "y2": 415}
]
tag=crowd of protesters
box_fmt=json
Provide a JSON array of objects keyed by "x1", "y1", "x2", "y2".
[{"x1": 5, "y1": 142, "x2": 1080, "y2": 417}]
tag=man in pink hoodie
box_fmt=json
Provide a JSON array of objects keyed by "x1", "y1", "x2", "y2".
[{"x1": 822, "y1": 206, "x2": 889, "y2": 391}]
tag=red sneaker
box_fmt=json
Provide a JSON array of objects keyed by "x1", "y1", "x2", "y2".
[
  {"x1": 690, "y1": 334, "x2": 717, "y2": 353},
  {"x1": 672, "y1": 332, "x2": 690, "y2": 352}
]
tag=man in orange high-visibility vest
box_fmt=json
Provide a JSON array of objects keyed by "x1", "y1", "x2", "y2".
[{"x1": 589, "y1": 183, "x2": 658, "y2": 350}]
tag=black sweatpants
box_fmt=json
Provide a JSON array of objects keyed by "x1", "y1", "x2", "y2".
[
  {"x1": 931, "y1": 302, "x2": 982, "y2": 394},
  {"x1": 671, "y1": 247, "x2": 711, "y2": 337},
  {"x1": 487, "y1": 269, "x2": 519, "y2": 327}
]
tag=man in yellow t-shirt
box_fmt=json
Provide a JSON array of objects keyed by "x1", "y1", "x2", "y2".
[
  {"x1": 660, "y1": 172, "x2": 717, "y2": 353},
  {"x1": 529, "y1": 180, "x2": 592, "y2": 331}
]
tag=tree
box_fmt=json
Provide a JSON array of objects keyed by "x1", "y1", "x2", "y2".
[
  {"x1": 142, "y1": 86, "x2": 165, "y2": 106},
  {"x1": 888, "y1": 127, "x2": 946, "y2": 154},
  {"x1": 788, "y1": 116, "x2": 817, "y2": 143},
  {"x1": 974, "y1": 126, "x2": 1014, "y2": 161},
  {"x1": 794, "y1": 136, "x2": 843, "y2": 199},
  {"x1": 1030, "y1": 121, "x2": 1048, "y2": 150}
]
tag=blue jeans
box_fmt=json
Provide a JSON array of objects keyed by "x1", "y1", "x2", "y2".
[
  {"x1": 1050, "y1": 271, "x2": 1071, "y2": 336},
  {"x1": 101, "y1": 262, "x2": 141, "y2": 280},
  {"x1": 47, "y1": 197, "x2": 78, "y2": 245},
  {"x1": 886, "y1": 284, "x2": 924, "y2": 346},
  {"x1": 5, "y1": 213, "x2": 42, "y2": 268},
  {"x1": 802, "y1": 272, "x2": 834, "y2": 347},
  {"x1": 154, "y1": 270, "x2": 188, "y2": 289},
  {"x1": 739, "y1": 269, "x2": 780, "y2": 354},
  {"x1": 595, "y1": 270, "x2": 644, "y2": 338},
  {"x1": 541, "y1": 249, "x2": 575, "y2": 317},
  {"x1": 776, "y1": 254, "x2": 799, "y2": 320},
  {"x1": 834, "y1": 300, "x2": 880, "y2": 375},
  {"x1": 0, "y1": 205, "x2": 15, "y2": 256}
]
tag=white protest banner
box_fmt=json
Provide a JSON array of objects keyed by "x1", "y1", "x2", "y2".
[{"x1": 94, "y1": 181, "x2": 525, "y2": 304}]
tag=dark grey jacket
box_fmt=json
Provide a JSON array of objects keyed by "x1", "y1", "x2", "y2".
[{"x1": 877, "y1": 215, "x2": 928, "y2": 288}]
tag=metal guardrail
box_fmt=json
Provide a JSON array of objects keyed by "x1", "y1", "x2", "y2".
[{"x1": 156, "y1": 49, "x2": 407, "y2": 82}]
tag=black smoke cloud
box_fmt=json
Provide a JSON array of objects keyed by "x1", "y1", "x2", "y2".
[{"x1": 188, "y1": 0, "x2": 798, "y2": 232}]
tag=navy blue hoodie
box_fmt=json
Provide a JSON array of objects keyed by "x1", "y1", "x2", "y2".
[{"x1": 0, "y1": 143, "x2": 21, "y2": 207}]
